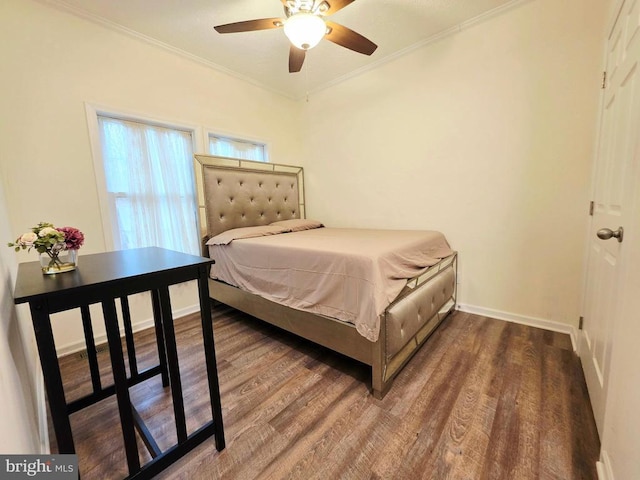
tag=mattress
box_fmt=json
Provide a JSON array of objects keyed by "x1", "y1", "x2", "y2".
[{"x1": 208, "y1": 227, "x2": 454, "y2": 342}]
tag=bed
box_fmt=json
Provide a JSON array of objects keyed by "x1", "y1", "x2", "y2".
[{"x1": 195, "y1": 154, "x2": 457, "y2": 399}]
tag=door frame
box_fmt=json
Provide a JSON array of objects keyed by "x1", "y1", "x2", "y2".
[{"x1": 578, "y1": 0, "x2": 625, "y2": 362}]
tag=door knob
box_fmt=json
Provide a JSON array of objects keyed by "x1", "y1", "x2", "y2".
[{"x1": 597, "y1": 226, "x2": 624, "y2": 243}]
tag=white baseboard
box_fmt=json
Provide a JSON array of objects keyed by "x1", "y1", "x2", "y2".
[
  {"x1": 55, "y1": 303, "x2": 201, "y2": 357},
  {"x1": 36, "y1": 360, "x2": 50, "y2": 454},
  {"x1": 456, "y1": 303, "x2": 578, "y2": 351},
  {"x1": 597, "y1": 450, "x2": 614, "y2": 480}
]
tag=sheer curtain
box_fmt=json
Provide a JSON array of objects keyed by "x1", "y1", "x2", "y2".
[
  {"x1": 209, "y1": 134, "x2": 266, "y2": 161},
  {"x1": 98, "y1": 116, "x2": 199, "y2": 255}
]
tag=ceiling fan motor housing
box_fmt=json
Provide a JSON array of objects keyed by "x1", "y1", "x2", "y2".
[{"x1": 285, "y1": 0, "x2": 330, "y2": 16}]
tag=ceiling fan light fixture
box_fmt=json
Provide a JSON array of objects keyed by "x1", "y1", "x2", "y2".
[{"x1": 283, "y1": 13, "x2": 326, "y2": 50}]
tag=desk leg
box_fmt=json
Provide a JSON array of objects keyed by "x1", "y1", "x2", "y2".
[
  {"x1": 151, "y1": 290, "x2": 170, "y2": 387},
  {"x1": 102, "y1": 299, "x2": 140, "y2": 475},
  {"x1": 120, "y1": 297, "x2": 138, "y2": 377},
  {"x1": 80, "y1": 305, "x2": 102, "y2": 393},
  {"x1": 197, "y1": 267, "x2": 225, "y2": 451},
  {"x1": 157, "y1": 287, "x2": 188, "y2": 443},
  {"x1": 29, "y1": 301, "x2": 75, "y2": 453}
]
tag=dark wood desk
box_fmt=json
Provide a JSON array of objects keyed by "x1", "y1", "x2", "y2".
[{"x1": 13, "y1": 247, "x2": 225, "y2": 479}]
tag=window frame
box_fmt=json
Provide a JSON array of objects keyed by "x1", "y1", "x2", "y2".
[
  {"x1": 85, "y1": 103, "x2": 205, "y2": 251},
  {"x1": 205, "y1": 128, "x2": 270, "y2": 162}
]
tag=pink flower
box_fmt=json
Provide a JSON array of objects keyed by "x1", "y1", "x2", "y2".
[{"x1": 59, "y1": 226, "x2": 85, "y2": 250}]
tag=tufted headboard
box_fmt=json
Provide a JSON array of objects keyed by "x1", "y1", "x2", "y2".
[{"x1": 194, "y1": 154, "x2": 306, "y2": 239}]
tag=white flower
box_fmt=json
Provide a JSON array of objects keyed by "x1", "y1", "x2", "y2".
[
  {"x1": 39, "y1": 227, "x2": 59, "y2": 237},
  {"x1": 19, "y1": 232, "x2": 38, "y2": 245}
]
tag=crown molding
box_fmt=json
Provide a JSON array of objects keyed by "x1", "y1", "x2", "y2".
[
  {"x1": 305, "y1": 0, "x2": 534, "y2": 99},
  {"x1": 37, "y1": 0, "x2": 298, "y2": 100},
  {"x1": 38, "y1": 0, "x2": 533, "y2": 102}
]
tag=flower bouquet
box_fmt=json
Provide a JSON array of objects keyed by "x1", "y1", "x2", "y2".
[{"x1": 8, "y1": 222, "x2": 85, "y2": 274}]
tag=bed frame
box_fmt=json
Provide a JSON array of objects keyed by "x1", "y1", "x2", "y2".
[{"x1": 195, "y1": 154, "x2": 457, "y2": 399}]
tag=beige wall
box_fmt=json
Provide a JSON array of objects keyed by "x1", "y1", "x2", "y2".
[
  {"x1": 0, "y1": 0, "x2": 611, "y2": 450},
  {"x1": 0, "y1": 181, "x2": 40, "y2": 453},
  {"x1": 0, "y1": 0, "x2": 304, "y2": 352},
  {"x1": 0, "y1": 0, "x2": 608, "y2": 348},
  {"x1": 302, "y1": 0, "x2": 609, "y2": 331}
]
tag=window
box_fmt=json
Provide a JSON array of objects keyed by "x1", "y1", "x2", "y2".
[
  {"x1": 97, "y1": 116, "x2": 199, "y2": 255},
  {"x1": 208, "y1": 134, "x2": 267, "y2": 161}
]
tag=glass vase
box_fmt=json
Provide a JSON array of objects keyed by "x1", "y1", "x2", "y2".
[{"x1": 40, "y1": 249, "x2": 78, "y2": 274}]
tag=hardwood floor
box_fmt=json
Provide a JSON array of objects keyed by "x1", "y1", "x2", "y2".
[{"x1": 52, "y1": 307, "x2": 600, "y2": 479}]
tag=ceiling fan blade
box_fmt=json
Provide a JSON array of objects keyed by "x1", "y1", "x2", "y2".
[
  {"x1": 214, "y1": 18, "x2": 283, "y2": 34},
  {"x1": 289, "y1": 46, "x2": 306, "y2": 73},
  {"x1": 325, "y1": 21, "x2": 377, "y2": 55},
  {"x1": 320, "y1": 0, "x2": 356, "y2": 15}
]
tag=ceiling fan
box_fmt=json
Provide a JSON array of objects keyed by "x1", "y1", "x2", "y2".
[{"x1": 214, "y1": 0, "x2": 377, "y2": 73}]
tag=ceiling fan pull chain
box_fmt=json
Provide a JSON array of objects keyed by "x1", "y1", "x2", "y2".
[{"x1": 305, "y1": 66, "x2": 310, "y2": 102}]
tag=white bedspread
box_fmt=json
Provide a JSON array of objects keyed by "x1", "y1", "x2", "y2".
[{"x1": 208, "y1": 228, "x2": 454, "y2": 342}]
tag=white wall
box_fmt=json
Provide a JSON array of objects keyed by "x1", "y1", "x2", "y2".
[
  {"x1": 0, "y1": 0, "x2": 304, "y2": 353},
  {"x1": 302, "y1": 0, "x2": 609, "y2": 332},
  {"x1": 0, "y1": 181, "x2": 41, "y2": 453}
]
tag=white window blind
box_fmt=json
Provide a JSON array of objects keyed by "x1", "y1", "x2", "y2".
[
  {"x1": 98, "y1": 116, "x2": 199, "y2": 255},
  {"x1": 208, "y1": 134, "x2": 266, "y2": 161}
]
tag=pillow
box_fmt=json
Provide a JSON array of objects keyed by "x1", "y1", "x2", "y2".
[
  {"x1": 270, "y1": 218, "x2": 324, "y2": 232},
  {"x1": 206, "y1": 225, "x2": 290, "y2": 246}
]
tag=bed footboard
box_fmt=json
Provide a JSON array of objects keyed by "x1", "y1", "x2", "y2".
[{"x1": 371, "y1": 253, "x2": 457, "y2": 399}]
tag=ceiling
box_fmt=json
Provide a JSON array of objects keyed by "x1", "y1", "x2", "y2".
[{"x1": 47, "y1": 0, "x2": 523, "y2": 99}]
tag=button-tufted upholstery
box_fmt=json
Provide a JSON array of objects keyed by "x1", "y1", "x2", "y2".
[
  {"x1": 385, "y1": 265, "x2": 456, "y2": 359},
  {"x1": 203, "y1": 166, "x2": 301, "y2": 238}
]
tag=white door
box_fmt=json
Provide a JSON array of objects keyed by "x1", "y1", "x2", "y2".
[
  {"x1": 597, "y1": 142, "x2": 640, "y2": 480},
  {"x1": 580, "y1": 0, "x2": 640, "y2": 436}
]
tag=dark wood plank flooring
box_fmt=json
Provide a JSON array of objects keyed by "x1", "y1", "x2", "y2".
[{"x1": 51, "y1": 307, "x2": 600, "y2": 479}]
